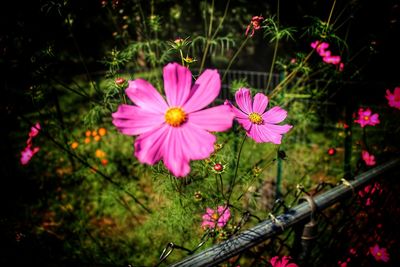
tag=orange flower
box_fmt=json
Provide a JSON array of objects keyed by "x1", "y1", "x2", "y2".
[
  {"x1": 98, "y1": 128, "x2": 107, "y2": 136},
  {"x1": 95, "y1": 149, "x2": 106, "y2": 158},
  {"x1": 71, "y1": 142, "x2": 79, "y2": 149},
  {"x1": 94, "y1": 135, "x2": 101, "y2": 142},
  {"x1": 92, "y1": 130, "x2": 98, "y2": 137},
  {"x1": 84, "y1": 137, "x2": 91, "y2": 144},
  {"x1": 85, "y1": 130, "x2": 91, "y2": 137},
  {"x1": 101, "y1": 158, "x2": 108, "y2": 166}
]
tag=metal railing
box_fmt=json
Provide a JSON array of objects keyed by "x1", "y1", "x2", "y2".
[{"x1": 166, "y1": 158, "x2": 400, "y2": 267}]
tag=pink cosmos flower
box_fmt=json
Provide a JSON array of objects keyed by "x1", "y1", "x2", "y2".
[
  {"x1": 245, "y1": 16, "x2": 264, "y2": 37},
  {"x1": 112, "y1": 63, "x2": 234, "y2": 177},
  {"x1": 369, "y1": 244, "x2": 389, "y2": 262},
  {"x1": 362, "y1": 150, "x2": 376, "y2": 166},
  {"x1": 354, "y1": 108, "x2": 380, "y2": 127},
  {"x1": 311, "y1": 40, "x2": 344, "y2": 69},
  {"x1": 385, "y1": 87, "x2": 400, "y2": 109},
  {"x1": 270, "y1": 256, "x2": 298, "y2": 267},
  {"x1": 201, "y1": 206, "x2": 231, "y2": 229},
  {"x1": 311, "y1": 41, "x2": 330, "y2": 57},
  {"x1": 323, "y1": 55, "x2": 341, "y2": 65},
  {"x1": 20, "y1": 145, "x2": 40, "y2": 165},
  {"x1": 226, "y1": 88, "x2": 292, "y2": 144},
  {"x1": 28, "y1": 122, "x2": 41, "y2": 138}
]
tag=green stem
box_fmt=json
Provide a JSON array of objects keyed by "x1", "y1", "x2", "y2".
[
  {"x1": 179, "y1": 49, "x2": 185, "y2": 66},
  {"x1": 222, "y1": 36, "x2": 250, "y2": 82},
  {"x1": 266, "y1": 38, "x2": 279, "y2": 91},
  {"x1": 227, "y1": 133, "x2": 247, "y2": 202},
  {"x1": 324, "y1": 0, "x2": 337, "y2": 35}
]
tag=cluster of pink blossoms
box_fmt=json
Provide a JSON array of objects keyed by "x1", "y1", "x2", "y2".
[
  {"x1": 201, "y1": 206, "x2": 231, "y2": 229},
  {"x1": 385, "y1": 87, "x2": 400, "y2": 109},
  {"x1": 112, "y1": 63, "x2": 292, "y2": 177},
  {"x1": 245, "y1": 16, "x2": 264, "y2": 37},
  {"x1": 311, "y1": 41, "x2": 344, "y2": 71},
  {"x1": 358, "y1": 182, "x2": 382, "y2": 206},
  {"x1": 20, "y1": 122, "x2": 41, "y2": 165}
]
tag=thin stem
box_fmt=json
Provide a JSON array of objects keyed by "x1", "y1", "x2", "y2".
[
  {"x1": 324, "y1": 0, "x2": 337, "y2": 35},
  {"x1": 266, "y1": 38, "x2": 279, "y2": 91},
  {"x1": 227, "y1": 133, "x2": 247, "y2": 202},
  {"x1": 266, "y1": 0, "x2": 280, "y2": 90},
  {"x1": 222, "y1": 36, "x2": 250, "y2": 82},
  {"x1": 179, "y1": 49, "x2": 185, "y2": 66},
  {"x1": 270, "y1": 50, "x2": 314, "y2": 98},
  {"x1": 219, "y1": 173, "x2": 225, "y2": 199}
]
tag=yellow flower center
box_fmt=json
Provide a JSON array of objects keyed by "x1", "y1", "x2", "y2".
[
  {"x1": 211, "y1": 213, "x2": 219, "y2": 221},
  {"x1": 377, "y1": 252, "x2": 382, "y2": 257},
  {"x1": 364, "y1": 116, "x2": 370, "y2": 121},
  {"x1": 165, "y1": 107, "x2": 187, "y2": 127},
  {"x1": 248, "y1": 112, "x2": 263, "y2": 125}
]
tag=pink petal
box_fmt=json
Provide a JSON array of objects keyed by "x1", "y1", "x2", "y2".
[
  {"x1": 126, "y1": 79, "x2": 168, "y2": 113},
  {"x1": 235, "y1": 88, "x2": 253, "y2": 114},
  {"x1": 250, "y1": 124, "x2": 285, "y2": 144},
  {"x1": 237, "y1": 117, "x2": 253, "y2": 131},
  {"x1": 266, "y1": 124, "x2": 293, "y2": 134},
  {"x1": 262, "y1": 106, "x2": 288, "y2": 124},
  {"x1": 232, "y1": 105, "x2": 249, "y2": 120},
  {"x1": 270, "y1": 256, "x2": 279, "y2": 266},
  {"x1": 163, "y1": 62, "x2": 192, "y2": 106},
  {"x1": 206, "y1": 208, "x2": 215, "y2": 215},
  {"x1": 188, "y1": 105, "x2": 234, "y2": 132},
  {"x1": 112, "y1": 104, "x2": 164, "y2": 135},
  {"x1": 29, "y1": 122, "x2": 41, "y2": 137},
  {"x1": 134, "y1": 124, "x2": 169, "y2": 165},
  {"x1": 252, "y1": 93, "x2": 269, "y2": 114},
  {"x1": 183, "y1": 69, "x2": 221, "y2": 113},
  {"x1": 370, "y1": 113, "x2": 380, "y2": 124},
  {"x1": 179, "y1": 123, "x2": 217, "y2": 160},
  {"x1": 162, "y1": 127, "x2": 191, "y2": 177}
]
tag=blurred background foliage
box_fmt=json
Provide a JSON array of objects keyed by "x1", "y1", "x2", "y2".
[{"x1": 1, "y1": 0, "x2": 400, "y2": 266}]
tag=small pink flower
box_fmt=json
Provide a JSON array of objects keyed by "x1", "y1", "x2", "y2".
[
  {"x1": 311, "y1": 41, "x2": 330, "y2": 56},
  {"x1": 112, "y1": 63, "x2": 234, "y2": 177},
  {"x1": 28, "y1": 122, "x2": 41, "y2": 138},
  {"x1": 369, "y1": 244, "x2": 389, "y2": 262},
  {"x1": 245, "y1": 16, "x2": 264, "y2": 37},
  {"x1": 362, "y1": 150, "x2": 376, "y2": 166},
  {"x1": 226, "y1": 88, "x2": 292, "y2": 144},
  {"x1": 20, "y1": 145, "x2": 40, "y2": 165},
  {"x1": 358, "y1": 182, "x2": 382, "y2": 206},
  {"x1": 354, "y1": 108, "x2": 380, "y2": 127},
  {"x1": 201, "y1": 206, "x2": 231, "y2": 229},
  {"x1": 270, "y1": 256, "x2": 298, "y2": 267},
  {"x1": 385, "y1": 87, "x2": 400, "y2": 109},
  {"x1": 339, "y1": 62, "x2": 344, "y2": 71},
  {"x1": 323, "y1": 55, "x2": 341, "y2": 65}
]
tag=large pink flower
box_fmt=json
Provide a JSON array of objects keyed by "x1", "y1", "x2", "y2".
[
  {"x1": 354, "y1": 108, "x2": 380, "y2": 127},
  {"x1": 201, "y1": 206, "x2": 231, "y2": 229},
  {"x1": 270, "y1": 256, "x2": 298, "y2": 267},
  {"x1": 112, "y1": 63, "x2": 234, "y2": 177},
  {"x1": 226, "y1": 88, "x2": 292, "y2": 144},
  {"x1": 369, "y1": 244, "x2": 389, "y2": 262},
  {"x1": 386, "y1": 87, "x2": 400, "y2": 109}
]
